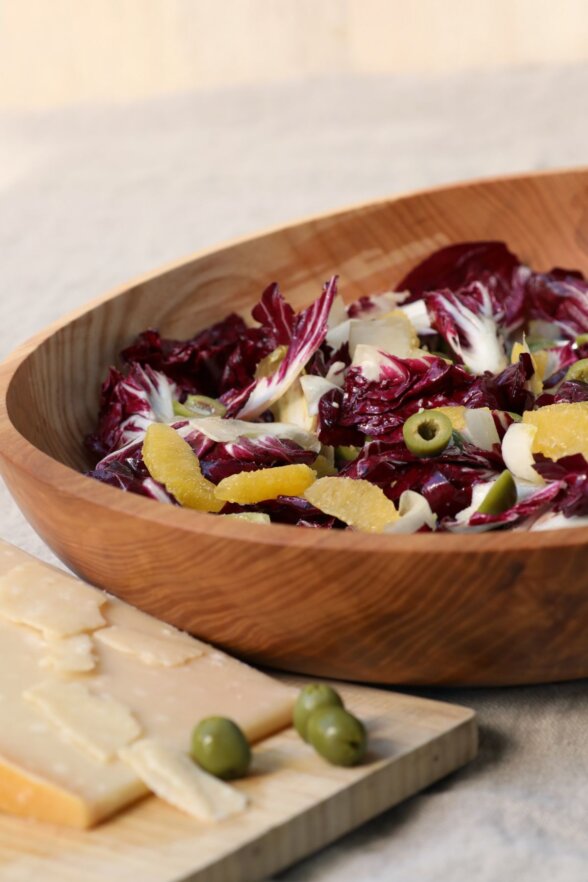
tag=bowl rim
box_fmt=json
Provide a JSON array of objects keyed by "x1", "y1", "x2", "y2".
[{"x1": 2, "y1": 166, "x2": 588, "y2": 557}]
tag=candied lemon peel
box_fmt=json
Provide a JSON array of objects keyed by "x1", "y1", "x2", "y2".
[
  {"x1": 305, "y1": 477, "x2": 399, "y2": 533},
  {"x1": 142, "y1": 423, "x2": 223, "y2": 512},
  {"x1": 522, "y1": 402, "x2": 588, "y2": 461},
  {"x1": 215, "y1": 464, "x2": 316, "y2": 504}
]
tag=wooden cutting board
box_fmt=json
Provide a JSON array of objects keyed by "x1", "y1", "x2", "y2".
[{"x1": 0, "y1": 676, "x2": 476, "y2": 882}]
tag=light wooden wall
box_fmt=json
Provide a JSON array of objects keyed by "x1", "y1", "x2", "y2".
[{"x1": 1, "y1": 0, "x2": 588, "y2": 109}]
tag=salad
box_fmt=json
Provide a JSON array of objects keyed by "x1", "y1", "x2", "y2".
[{"x1": 87, "y1": 241, "x2": 588, "y2": 534}]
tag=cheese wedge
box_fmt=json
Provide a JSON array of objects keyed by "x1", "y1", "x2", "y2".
[{"x1": 0, "y1": 541, "x2": 295, "y2": 828}]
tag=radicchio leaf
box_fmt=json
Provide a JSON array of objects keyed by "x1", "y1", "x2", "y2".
[
  {"x1": 463, "y1": 353, "x2": 536, "y2": 413},
  {"x1": 222, "y1": 495, "x2": 341, "y2": 528},
  {"x1": 533, "y1": 453, "x2": 588, "y2": 518},
  {"x1": 88, "y1": 461, "x2": 175, "y2": 504},
  {"x1": 319, "y1": 354, "x2": 474, "y2": 440},
  {"x1": 199, "y1": 436, "x2": 316, "y2": 483},
  {"x1": 425, "y1": 282, "x2": 508, "y2": 375},
  {"x1": 398, "y1": 240, "x2": 528, "y2": 334},
  {"x1": 551, "y1": 381, "x2": 588, "y2": 404},
  {"x1": 526, "y1": 268, "x2": 588, "y2": 339},
  {"x1": 251, "y1": 282, "x2": 295, "y2": 345},
  {"x1": 224, "y1": 277, "x2": 337, "y2": 419},
  {"x1": 86, "y1": 364, "x2": 178, "y2": 458}
]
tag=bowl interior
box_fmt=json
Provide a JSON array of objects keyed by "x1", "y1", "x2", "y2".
[{"x1": 6, "y1": 168, "x2": 588, "y2": 476}]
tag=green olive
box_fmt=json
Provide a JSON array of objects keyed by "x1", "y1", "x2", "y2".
[
  {"x1": 190, "y1": 717, "x2": 251, "y2": 780},
  {"x1": 336, "y1": 445, "x2": 360, "y2": 463},
  {"x1": 173, "y1": 395, "x2": 227, "y2": 418},
  {"x1": 306, "y1": 706, "x2": 367, "y2": 767},
  {"x1": 476, "y1": 470, "x2": 517, "y2": 515},
  {"x1": 293, "y1": 684, "x2": 343, "y2": 741},
  {"x1": 575, "y1": 334, "x2": 588, "y2": 347},
  {"x1": 565, "y1": 359, "x2": 588, "y2": 384},
  {"x1": 402, "y1": 410, "x2": 453, "y2": 457}
]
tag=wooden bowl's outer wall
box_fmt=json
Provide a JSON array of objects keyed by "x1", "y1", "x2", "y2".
[{"x1": 2, "y1": 169, "x2": 588, "y2": 686}]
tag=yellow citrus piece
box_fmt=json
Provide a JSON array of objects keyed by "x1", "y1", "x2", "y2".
[
  {"x1": 522, "y1": 402, "x2": 588, "y2": 461},
  {"x1": 435, "y1": 406, "x2": 466, "y2": 431},
  {"x1": 305, "y1": 477, "x2": 398, "y2": 533},
  {"x1": 142, "y1": 423, "x2": 224, "y2": 512},
  {"x1": 215, "y1": 464, "x2": 316, "y2": 504}
]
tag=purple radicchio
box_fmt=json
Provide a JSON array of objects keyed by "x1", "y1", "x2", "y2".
[
  {"x1": 398, "y1": 240, "x2": 529, "y2": 334},
  {"x1": 85, "y1": 363, "x2": 178, "y2": 458},
  {"x1": 87, "y1": 461, "x2": 175, "y2": 504},
  {"x1": 318, "y1": 354, "x2": 474, "y2": 442},
  {"x1": 526, "y1": 268, "x2": 588, "y2": 340},
  {"x1": 533, "y1": 453, "x2": 588, "y2": 518},
  {"x1": 198, "y1": 436, "x2": 316, "y2": 483},
  {"x1": 223, "y1": 276, "x2": 337, "y2": 419},
  {"x1": 425, "y1": 282, "x2": 508, "y2": 375}
]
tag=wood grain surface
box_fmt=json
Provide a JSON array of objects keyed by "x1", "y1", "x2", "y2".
[
  {"x1": 1, "y1": 168, "x2": 588, "y2": 686},
  {"x1": 0, "y1": 676, "x2": 477, "y2": 882}
]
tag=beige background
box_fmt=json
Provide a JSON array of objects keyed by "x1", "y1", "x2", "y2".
[{"x1": 2, "y1": 0, "x2": 588, "y2": 109}]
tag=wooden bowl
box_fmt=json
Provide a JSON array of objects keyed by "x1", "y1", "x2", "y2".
[{"x1": 2, "y1": 168, "x2": 588, "y2": 687}]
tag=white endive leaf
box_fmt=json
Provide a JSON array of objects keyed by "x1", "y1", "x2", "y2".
[
  {"x1": 382, "y1": 491, "x2": 437, "y2": 534},
  {"x1": 464, "y1": 408, "x2": 500, "y2": 451},
  {"x1": 347, "y1": 311, "x2": 419, "y2": 360},
  {"x1": 187, "y1": 417, "x2": 321, "y2": 452},
  {"x1": 299, "y1": 375, "x2": 339, "y2": 416},
  {"x1": 501, "y1": 422, "x2": 543, "y2": 484}
]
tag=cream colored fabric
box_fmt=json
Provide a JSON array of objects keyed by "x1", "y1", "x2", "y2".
[{"x1": 1, "y1": 66, "x2": 587, "y2": 880}]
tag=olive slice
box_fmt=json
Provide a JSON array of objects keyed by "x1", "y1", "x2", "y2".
[
  {"x1": 476, "y1": 470, "x2": 517, "y2": 515},
  {"x1": 172, "y1": 395, "x2": 227, "y2": 418},
  {"x1": 402, "y1": 410, "x2": 453, "y2": 457},
  {"x1": 565, "y1": 359, "x2": 588, "y2": 384},
  {"x1": 574, "y1": 334, "x2": 588, "y2": 347}
]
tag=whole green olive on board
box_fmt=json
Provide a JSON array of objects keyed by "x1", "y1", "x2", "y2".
[
  {"x1": 306, "y1": 706, "x2": 367, "y2": 767},
  {"x1": 190, "y1": 716, "x2": 251, "y2": 779},
  {"x1": 293, "y1": 684, "x2": 343, "y2": 741}
]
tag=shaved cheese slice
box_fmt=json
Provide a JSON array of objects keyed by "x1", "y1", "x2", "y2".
[
  {"x1": 0, "y1": 563, "x2": 106, "y2": 637},
  {"x1": 119, "y1": 739, "x2": 247, "y2": 822},
  {"x1": 40, "y1": 634, "x2": 96, "y2": 673},
  {"x1": 94, "y1": 626, "x2": 202, "y2": 667},
  {"x1": 24, "y1": 681, "x2": 141, "y2": 762}
]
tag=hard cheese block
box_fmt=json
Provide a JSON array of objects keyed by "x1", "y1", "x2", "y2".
[{"x1": 0, "y1": 544, "x2": 295, "y2": 828}]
